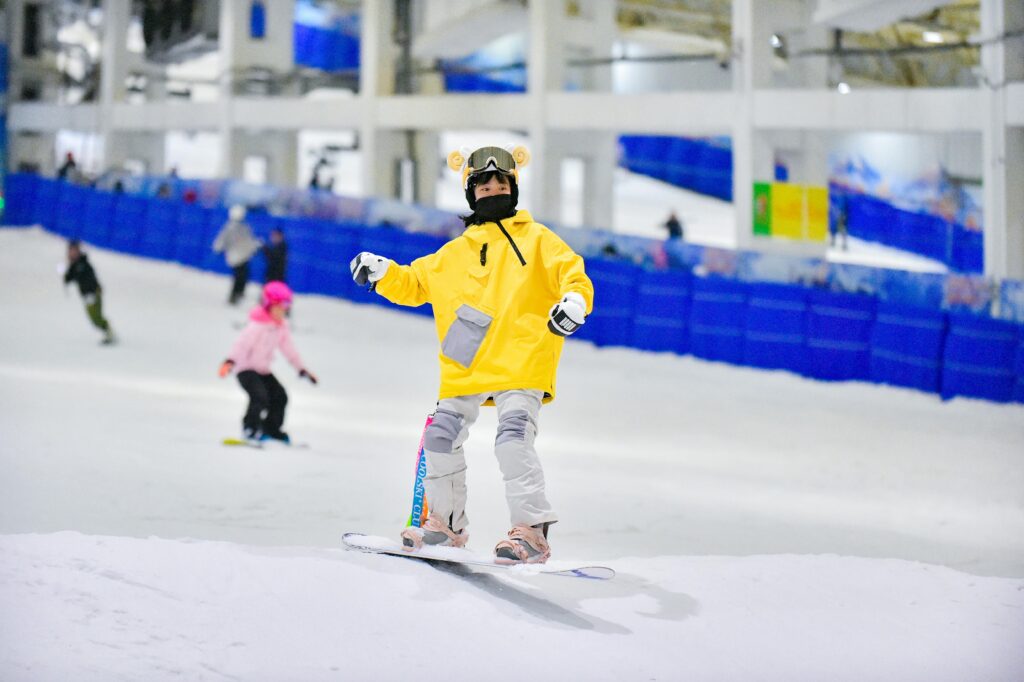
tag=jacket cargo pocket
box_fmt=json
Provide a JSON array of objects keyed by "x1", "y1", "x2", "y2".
[{"x1": 441, "y1": 304, "x2": 493, "y2": 368}]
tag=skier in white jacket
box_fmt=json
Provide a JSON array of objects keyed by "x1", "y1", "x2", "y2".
[{"x1": 212, "y1": 204, "x2": 261, "y2": 305}]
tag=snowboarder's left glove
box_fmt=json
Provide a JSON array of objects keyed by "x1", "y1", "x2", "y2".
[
  {"x1": 350, "y1": 252, "x2": 390, "y2": 287},
  {"x1": 299, "y1": 369, "x2": 318, "y2": 385},
  {"x1": 218, "y1": 359, "x2": 234, "y2": 378},
  {"x1": 548, "y1": 292, "x2": 587, "y2": 337}
]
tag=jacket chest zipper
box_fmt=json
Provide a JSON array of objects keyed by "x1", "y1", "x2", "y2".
[{"x1": 496, "y1": 219, "x2": 526, "y2": 266}]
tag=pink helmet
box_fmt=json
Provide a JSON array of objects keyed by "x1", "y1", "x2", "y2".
[{"x1": 262, "y1": 281, "x2": 293, "y2": 308}]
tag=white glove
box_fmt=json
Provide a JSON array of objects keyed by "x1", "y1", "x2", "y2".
[
  {"x1": 548, "y1": 292, "x2": 587, "y2": 336},
  {"x1": 350, "y1": 252, "x2": 390, "y2": 287}
]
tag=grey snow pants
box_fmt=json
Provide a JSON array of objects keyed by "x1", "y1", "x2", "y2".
[{"x1": 422, "y1": 389, "x2": 556, "y2": 533}]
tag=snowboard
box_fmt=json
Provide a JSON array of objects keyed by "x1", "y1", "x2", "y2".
[
  {"x1": 342, "y1": 532, "x2": 615, "y2": 580},
  {"x1": 222, "y1": 437, "x2": 310, "y2": 450}
]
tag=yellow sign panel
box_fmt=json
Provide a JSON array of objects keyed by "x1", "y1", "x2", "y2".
[
  {"x1": 806, "y1": 186, "x2": 828, "y2": 242},
  {"x1": 770, "y1": 183, "x2": 804, "y2": 240}
]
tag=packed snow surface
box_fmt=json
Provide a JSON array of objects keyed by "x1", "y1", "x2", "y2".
[{"x1": 1, "y1": 228, "x2": 1021, "y2": 681}]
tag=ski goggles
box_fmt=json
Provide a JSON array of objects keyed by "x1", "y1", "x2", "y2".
[{"x1": 466, "y1": 147, "x2": 517, "y2": 177}]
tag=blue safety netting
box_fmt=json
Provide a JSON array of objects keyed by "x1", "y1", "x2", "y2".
[
  {"x1": 941, "y1": 313, "x2": 1020, "y2": 403},
  {"x1": 743, "y1": 283, "x2": 808, "y2": 373},
  {"x1": 834, "y1": 185, "x2": 982, "y2": 274},
  {"x1": 4, "y1": 173, "x2": 1022, "y2": 405},
  {"x1": 293, "y1": 3, "x2": 359, "y2": 72},
  {"x1": 805, "y1": 291, "x2": 876, "y2": 382},
  {"x1": 575, "y1": 259, "x2": 639, "y2": 348},
  {"x1": 619, "y1": 135, "x2": 732, "y2": 202},
  {"x1": 631, "y1": 270, "x2": 692, "y2": 354},
  {"x1": 689, "y1": 277, "x2": 748, "y2": 364},
  {"x1": 869, "y1": 302, "x2": 947, "y2": 394}
]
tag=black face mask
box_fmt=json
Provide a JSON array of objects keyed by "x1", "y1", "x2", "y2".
[{"x1": 473, "y1": 194, "x2": 517, "y2": 222}]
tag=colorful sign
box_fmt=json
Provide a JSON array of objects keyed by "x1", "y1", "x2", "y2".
[{"x1": 752, "y1": 182, "x2": 829, "y2": 242}]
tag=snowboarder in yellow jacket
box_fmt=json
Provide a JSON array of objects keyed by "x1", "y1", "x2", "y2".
[{"x1": 350, "y1": 145, "x2": 594, "y2": 564}]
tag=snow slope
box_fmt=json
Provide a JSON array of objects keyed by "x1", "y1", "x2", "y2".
[{"x1": 1, "y1": 228, "x2": 1021, "y2": 681}]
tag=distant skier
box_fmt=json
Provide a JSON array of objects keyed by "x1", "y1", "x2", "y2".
[
  {"x1": 212, "y1": 205, "x2": 261, "y2": 305},
  {"x1": 218, "y1": 281, "x2": 318, "y2": 445},
  {"x1": 262, "y1": 227, "x2": 288, "y2": 284},
  {"x1": 63, "y1": 239, "x2": 116, "y2": 345},
  {"x1": 349, "y1": 145, "x2": 594, "y2": 565}
]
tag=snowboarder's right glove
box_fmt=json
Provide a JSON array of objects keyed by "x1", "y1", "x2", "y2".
[
  {"x1": 218, "y1": 359, "x2": 235, "y2": 378},
  {"x1": 548, "y1": 292, "x2": 587, "y2": 337},
  {"x1": 299, "y1": 369, "x2": 318, "y2": 385},
  {"x1": 350, "y1": 252, "x2": 390, "y2": 288}
]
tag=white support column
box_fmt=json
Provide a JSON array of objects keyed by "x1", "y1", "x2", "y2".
[
  {"x1": 359, "y1": 0, "x2": 395, "y2": 198},
  {"x1": 576, "y1": 0, "x2": 616, "y2": 229},
  {"x1": 107, "y1": 132, "x2": 166, "y2": 175},
  {"x1": 228, "y1": 131, "x2": 299, "y2": 187},
  {"x1": 413, "y1": 131, "x2": 439, "y2": 206},
  {"x1": 99, "y1": 0, "x2": 130, "y2": 171},
  {"x1": 217, "y1": 0, "x2": 238, "y2": 177},
  {"x1": 981, "y1": 0, "x2": 1024, "y2": 279},
  {"x1": 218, "y1": 0, "x2": 297, "y2": 180},
  {"x1": 527, "y1": 0, "x2": 564, "y2": 223},
  {"x1": 732, "y1": 0, "x2": 755, "y2": 250}
]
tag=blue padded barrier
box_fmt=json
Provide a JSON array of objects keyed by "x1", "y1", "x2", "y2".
[
  {"x1": 618, "y1": 135, "x2": 732, "y2": 201},
  {"x1": 2, "y1": 173, "x2": 37, "y2": 225},
  {"x1": 941, "y1": 313, "x2": 1019, "y2": 403},
  {"x1": 172, "y1": 204, "x2": 214, "y2": 269},
  {"x1": 742, "y1": 283, "x2": 808, "y2": 373},
  {"x1": 139, "y1": 199, "x2": 180, "y2": 262},
  {"x1": 689, "y1": 276, "x2": 748, "y2": 364},
  {"x1": 631, "y1": 270, "x2": 692, "y2": 354},
  {"x1": 1014, "y1": 336, "x2": 1024, "y2": 404},
  {"x1": 952, "y1": 225, "x2": 983, "y2": 273},
  {"x1": 869, "y1": 302, "x2": 947, "y2": 393},
  {"x1": 31, "y1": 178, "x2": 59, "y2": 230},
  {"x1": 54, "y1": 183, "x2": 90, "y2": 239},
  {"x1": 805, "y1": 291, "x2": 876, "y2": 381},
  {"x1": 309, "y1": 220, "x2": 360, "y2": 300},
  {"x1": 278, "y1": 216, "x2": 316, "y2": 294},
  {"x1": 109, "y1": 195, "x2": 147, "y2": 254},
  {"x1": 81, "y1": 191, "x2": 116, "y2": 248},
  {"x1": 575, "y1": 259, "x2": 638, "y2": 348}
]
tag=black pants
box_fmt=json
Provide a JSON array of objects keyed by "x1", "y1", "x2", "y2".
[
  {"x1": 237, "y1": 370, "x2": 288, "y2": 437},
  {"x1": 230, "y1": 261, "x2": 250, "y2": 304}
]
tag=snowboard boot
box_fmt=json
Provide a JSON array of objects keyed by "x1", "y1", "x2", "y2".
[
  {"x1": 100, "y1": 329, "x2": 117, "y2": 346},
  {"x1": 494, "y1": 524, "x2": 550, "y2": 565},
  {"x1": 260, "y1": 431, "x2": 291, "y2": 446},
  {"x1": 243, "y1": 427, "x2": 262, "y2": 446},
  {"x1": 400, "y1": 514, "x2": 468, "y2": 551}
]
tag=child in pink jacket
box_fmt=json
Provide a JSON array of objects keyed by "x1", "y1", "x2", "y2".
[{"x1": 219, "y1": 281, "x2": 317, "y2": 444}]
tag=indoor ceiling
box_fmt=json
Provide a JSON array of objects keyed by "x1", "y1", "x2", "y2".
[{"x1": 612, "y1": 0, "x2": 981, "y2": 87}]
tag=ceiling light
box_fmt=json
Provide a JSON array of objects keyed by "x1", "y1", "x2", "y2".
[
  {"x1": 922, "y1": 31, "x2": 944, "y2": 44},
  {"x1": 837, "y1": 82, "x2": 851, "y2": 94}
]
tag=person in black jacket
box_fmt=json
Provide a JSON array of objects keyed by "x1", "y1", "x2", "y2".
[
  {"x1": 262, "y1": 227, "x2": 288, "y2": 284},
  {"x1": 64, "y1": 240, "x2": 116, "y2": 345}
]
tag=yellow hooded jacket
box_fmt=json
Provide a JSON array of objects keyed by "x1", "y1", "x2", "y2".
[{"x1": 375, "y1": 210, "x2": 594, "y2": 404}]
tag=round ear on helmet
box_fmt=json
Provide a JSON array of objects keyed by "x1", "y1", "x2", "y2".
[
  {"x1": 509, "y1": 145, "x2": 530, "y2": 168},
  {"x1": 447, "y1": 149, "x2": 466, "y2": 172}
]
